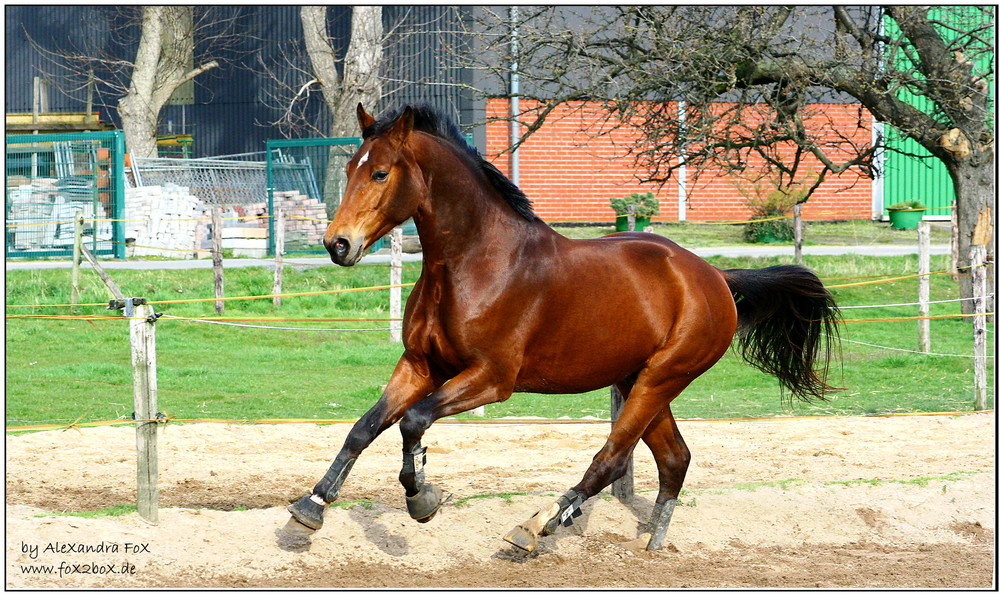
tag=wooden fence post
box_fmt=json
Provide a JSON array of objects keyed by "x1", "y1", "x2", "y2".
[
  {"x1": 390, "y1": 226, "x2": 403, "y2": 344},
  {"x1": 212, "y1": 207, "x2": 225, "y2": 314},
  {"x1": 273, "y1": 208, "x2": 285, "y2": 308},
  {"x1": 793, "y1": 203, "x2": 803, "y2": 266},
  {"x1": 130, "y1": 298, "x2": 160, "y2": 523},
  {"x1": 71, "y1": 211, "x2": 84, "y2": 309},
  {"x1": 970, "y1": 245, "x2": 989, "y2": 410},
  {"x1": 86, "y1": 257, "x2": 159, "y2": 524},
  {"x1": 107, "y1": 297, "x2": 161, "y2": 524},
  {"x1": 917, "y1": 222, "x2": 931, "y2": 353},
  {"x1": 627, "y1": 204, "x2": 636, "y2": 232},
  {"x1": 950, "y1": 201, "x2": 960, "y2": 280},
  {"x1": 610, "y1": 384, "x2": 634, "y2": 503},
  {"x1": 80, "y1": 243, "x2": 125, "y2": 301}
]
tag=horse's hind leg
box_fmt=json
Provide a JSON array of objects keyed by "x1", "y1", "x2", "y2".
[
  {"x1": 640, "y1": 405, "x2": 690, "y2": 551},
  {"x1": 504, "y1": 375, "x2": 693, "y2": 553}
]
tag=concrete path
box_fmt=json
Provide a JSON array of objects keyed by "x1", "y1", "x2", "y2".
[{"x1": 5, "y1": 244, "x2": 949, "y2": 271}]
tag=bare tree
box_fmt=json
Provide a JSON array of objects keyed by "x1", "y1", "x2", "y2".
[
  {"x1": 29, "y1": 6, "x2": 247, "y2": 158},
  {"x1": 465, "y1": 6, "x2": 994, "y2": 307},
  {"x1": 118, "y1": 7, "x2": 217, "y2": 158},
  {"x1": 257, "y1": 7, "x2": 476, "y2": 213},
  {"x1": 257, "y1": 7, "x2": 470, "y2": 139},
  {"x1": 301, "y1": 6, "x2": 383, "y2": 138},
  {"x1": 257, "y1": 7, "x2": 383, "y2": 139}
]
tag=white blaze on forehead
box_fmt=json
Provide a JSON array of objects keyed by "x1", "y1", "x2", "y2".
[{"x1": 357, "y1": 151, "x2": 370, "y2": 167}]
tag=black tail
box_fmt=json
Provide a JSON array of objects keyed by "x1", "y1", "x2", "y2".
[{"x1": 724, "y1": 265, "x2": 840, "y2": 402}]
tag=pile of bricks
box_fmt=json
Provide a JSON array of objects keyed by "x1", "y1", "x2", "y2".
[
  {"x1": 120, "y1": 187, "x2": 330, "y2": 257},
  {"x1": 246, "y1": 190, "x2": 330, "y2": 249},
  {"x1": 125, "y1": 184, "x2": 208, "y2": 258}
]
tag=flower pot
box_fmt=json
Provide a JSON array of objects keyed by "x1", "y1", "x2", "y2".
[
  {"x1": 887, "y1": 208, "x2": 925, "y2": 230},
  {"x1": 615, "y1": 216, "x2": 650, "y2": 232}
]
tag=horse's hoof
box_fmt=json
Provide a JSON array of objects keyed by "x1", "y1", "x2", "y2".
[
  {"x1": 503, "y1": 525, "x2": 537, "y2": 552},
  {"x1": 406, "y1": 483, "x2": 444, "y2": 523},
  {"x1": 287, "y1": 495, "x2": 325, "y2": 531},
  {"x1": 281, "y1": 515, "x2": 318, "y2": 538}
]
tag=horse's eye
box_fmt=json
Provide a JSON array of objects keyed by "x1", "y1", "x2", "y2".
[{"x1": 372, "y1": 169, "x2": 389, "y2": 182}]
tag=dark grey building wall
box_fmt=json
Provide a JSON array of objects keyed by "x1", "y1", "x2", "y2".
[
  {"x1": 5, "y1": 6, "x2": 475, "y2": 157},
  {"x1": 5, "y1": 5, "x2": 858, "y2": 158}
]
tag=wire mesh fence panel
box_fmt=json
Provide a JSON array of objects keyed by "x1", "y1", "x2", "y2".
[
  {"x1": 127, "y1": 157, "x2": 274, "y2": 259},
  {"x1": 266, "y1": 138, "x2": 361, "y2": 254},
  {"x1": 130, "y1": 157, "x2": 268, "y2": 206},
  {"x1": 5, "y1": 132, "x2": 126, "y2": 258}
]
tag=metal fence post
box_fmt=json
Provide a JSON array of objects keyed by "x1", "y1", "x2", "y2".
[
  {"x1": 266, "y1": 146, "x2": 276, "y2": 257},
  {"x1": 71, "y1": 211, "x2": 84, "y2": 309},
  {"x1": 112, "y1": 131, "x2": 127, "y2": 259}
]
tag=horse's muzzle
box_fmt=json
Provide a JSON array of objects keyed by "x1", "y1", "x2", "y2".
[{"x1": 325, "y1": 235, "x2": 364, "y2": 266}]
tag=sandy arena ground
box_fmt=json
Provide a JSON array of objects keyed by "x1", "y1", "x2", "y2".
[{"x1": 5, "y1": 412, "x2": 996, "y2": 589}]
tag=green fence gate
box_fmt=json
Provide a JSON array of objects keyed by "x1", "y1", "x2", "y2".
[
  {"x1": 265, "y1": 137, "x2": 361, "y2": 255},
  {"x1": 6, "y1": 131, "x2": 126, "y2": 259}
]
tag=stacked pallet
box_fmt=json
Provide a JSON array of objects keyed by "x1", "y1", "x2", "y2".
[
  {"x1": 125, "y1": 184, "x2": 207, "y2": 258},
  {"x1": 221, "y1": 226, "x2": 268, "y2": 257}
]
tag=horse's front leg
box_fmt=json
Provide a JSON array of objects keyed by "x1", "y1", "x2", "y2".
[
  {"x1": 397, "y1": 363, "x2": 514, "y2": 523},
  {"x1": 284, "y1": 354, "x2": 435, "y2": 536}
]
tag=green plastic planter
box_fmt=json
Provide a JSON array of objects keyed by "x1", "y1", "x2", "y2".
[
  {"x1": 615, "y1": 216, "x2": 651, "y2": 232},
  {"x1": 887, "y1": 208, "x2": 926, "y2": 230}
]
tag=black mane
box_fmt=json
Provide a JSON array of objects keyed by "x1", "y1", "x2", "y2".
[{"x1": 363, "y1": 104, "x2": 538, "y2": 222}]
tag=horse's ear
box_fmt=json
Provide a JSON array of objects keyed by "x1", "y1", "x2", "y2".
[
  {"x1": 386, "y1": 106, "x2": 414, "y2": 146},
  {"x1": 357, "y1": 103, "x2": 376, "y2": 132}
]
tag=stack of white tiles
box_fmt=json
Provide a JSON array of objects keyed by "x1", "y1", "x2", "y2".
[
  {"x1": 6, "y1": 179, "x2": 112, "y2": 250},
  {"x1": 125, "y1": 184, "x2": 208, "y2": 258}
]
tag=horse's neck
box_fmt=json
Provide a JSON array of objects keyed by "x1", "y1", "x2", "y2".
[{"x1": 413, "y1": 140, "x2": 543, "y2": 269}]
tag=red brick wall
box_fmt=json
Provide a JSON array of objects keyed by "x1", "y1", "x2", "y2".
[{"x1": 484, "y1": 98, "x2": 874, "y2": 222}]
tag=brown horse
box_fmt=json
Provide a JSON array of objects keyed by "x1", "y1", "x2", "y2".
[{"x1": 284, "y1": 103, "x2": 839, "y2": 552}]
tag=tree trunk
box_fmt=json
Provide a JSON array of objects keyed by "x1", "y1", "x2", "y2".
[
  {"x1": 951, "y1": 157, "x2": 995, "y2": 315},
  {"x1": 117, "y1": 7, "x2": 217, "y2": 158},
  {"x1": 333, "y1": 6, "x2": 382, "y2": 137},
  {"x1": 302, "y1": 6, "x2": 383, "y2": 138},
  {"x1": 118, "y1": 7, "x2": 166, "y2": 159},
  {"x1": 300, "y1": 6, "x2": 341, "y2": 116},
  {"x1": 301, "y1": 6, "x2": 383, "y2": 212},
  {"x1": 118, "y1": 95, "x2": 161, "y2": 159}
]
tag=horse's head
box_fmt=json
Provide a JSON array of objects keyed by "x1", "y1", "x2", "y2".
[{"x1": 324, "y1": 104, "x2": 427, "y2": 266}]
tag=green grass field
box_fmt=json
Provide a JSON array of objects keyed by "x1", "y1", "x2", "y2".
[{"x1": 5, "y1": 224, "x2": 993, "y2": 428}]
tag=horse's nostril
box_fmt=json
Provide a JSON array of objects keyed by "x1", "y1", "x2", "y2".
[{"x1": 333, "y1": 238, "x2": 350, "y2": 258}]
